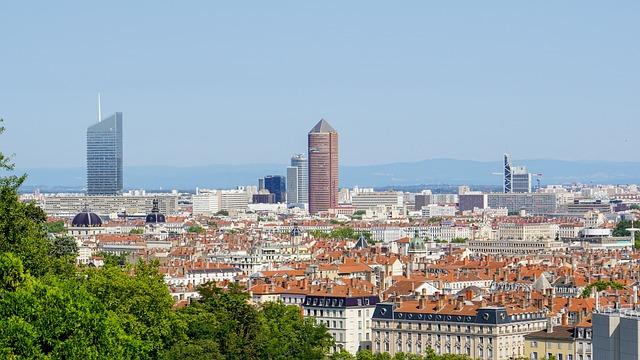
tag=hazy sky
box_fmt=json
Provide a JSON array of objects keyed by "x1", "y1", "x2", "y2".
[{"x1": 1, "y1": 1, "x2": 639, "y2": 168}]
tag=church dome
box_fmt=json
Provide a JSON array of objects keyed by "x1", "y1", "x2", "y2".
[
  {"x1": 409, "y1": 231, "x2": 426, "y2": 252},
  {"x1": 72, "y1": 206, "x2": 102, "y2": 227},
  {"x1": 145, "y1": 198, "x2": 166, "y2": 224}
]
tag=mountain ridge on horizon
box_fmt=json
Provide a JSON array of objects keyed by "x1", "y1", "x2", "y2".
[{"x1": 15, "y1": 158, "x2": 640, "y2": 191}]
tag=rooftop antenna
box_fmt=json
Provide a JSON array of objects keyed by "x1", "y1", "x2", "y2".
[{"x1": 97, "y1": 93, "x2": 102, "y2": 122}]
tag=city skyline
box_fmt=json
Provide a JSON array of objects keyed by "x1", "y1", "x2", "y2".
[{"x1": 1, "y1": 2, "x2": 639, "y2": 168}]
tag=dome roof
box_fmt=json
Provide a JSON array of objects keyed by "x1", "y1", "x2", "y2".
[
  {"x1": 290, "y1": 224, "x2": 301, "y2": 237},
  {"x1": 72, "y1": 206, "x2": 102, "y2": 227},
  {"x1": 408, "y1": 230, "x2": 426, "y2": 252},
  {"x1": 146, "y1": 198, "x2": 166, "y2": 224}
]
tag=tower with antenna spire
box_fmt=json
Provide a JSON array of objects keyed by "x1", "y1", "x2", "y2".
[{"x1": 86, "y1": 95, "x2": 123, "y2": 195}]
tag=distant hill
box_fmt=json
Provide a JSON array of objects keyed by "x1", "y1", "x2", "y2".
[{"x1": 16, "y1": 158, "x2": 640, "y2": 192}]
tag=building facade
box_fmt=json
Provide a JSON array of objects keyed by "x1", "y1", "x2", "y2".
[
  {"x1": 287, "y1": 154, "x2": 308, "y2": 206},
  {"x1": 264, "y1": 175, "x2": 286, "y2": 203},
  {"x1": 371, "y1": 298, "x2": 547, "y2": 359},
  {"x1": 487, "y1": 193, "x2": 557, "y2": 214},
  {"x1": 308, "y1": 119, "x2": 339, "y2": 213},
  {"x1": 303, "y1": 293, "x2": 379, "y2": 354},
  {"x1": 87, "y1": 112, "x2": 123, "y2": 195}
]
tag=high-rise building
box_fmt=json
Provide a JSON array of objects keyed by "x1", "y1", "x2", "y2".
[
  {"x1": 503, "y1": 154, "x2": 532, "y2": 193},
  {"x1": 87, "y1": 112, "x2": 123, "y2": 195},
  {"x1": 264, "y1": 175, "x2": 286, "y2": 203},
  {"x1": 512, "y1": 166, "x2": 532, "y2": 193},
  {"x1": 308, "y1": 119, "x2": 339, "y2": 214},
  {"x1": 503, "y1": 153, "x2": 512, "y2": 193},
  {"x1": 287, "y1": 153, "x2": 308, "y2": 205}
]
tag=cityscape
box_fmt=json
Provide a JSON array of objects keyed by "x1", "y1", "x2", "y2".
[{"x1": 1, "y1": 2, "x2": 640, "y2": 360}]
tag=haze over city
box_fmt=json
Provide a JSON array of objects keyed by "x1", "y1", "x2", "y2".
[
  {"x1": 3, "y1": 3, "x2": 640, "y2": 360},
  {"x1": 1, "y1": 1, "x2": 639, "y2": 170}
]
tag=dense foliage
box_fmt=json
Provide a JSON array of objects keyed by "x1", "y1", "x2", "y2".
[
  {"x1": 612, "y1": 220, "x2": 640, "y2": 248},
  {"x1": 310, "y1": 227, "x2": 373, "y2": 242},
  {"x1": 580, "y1": 280, "x2": 625, "y2": 298}
]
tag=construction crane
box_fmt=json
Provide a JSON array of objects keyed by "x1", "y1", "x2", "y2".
[{"x1": 532, "y1": 173, "x2": 543, "y2": 191}]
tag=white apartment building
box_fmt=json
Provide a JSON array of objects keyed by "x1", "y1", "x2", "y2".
[
  {"x1": 421, "y1": 204, "x2": 457, "y2": 218},
  {"x1": 302, "y1": 292, "x2": 380, "y2": 354},
  {"x1": 164, "y1": 265, "x2": 242, "y2": 287},
  {"x1": 219, "y1": 189, "x2": 251, "y2": 211},
  {"x1": 468, "y1": 223, "x2": 564, "y2": 255},
  {"x1": 351, "y1": 191, "x2": 404, "y2": 210},
  {"x1": 192, "y1": 191, "x2": 220, "y2": 215}
]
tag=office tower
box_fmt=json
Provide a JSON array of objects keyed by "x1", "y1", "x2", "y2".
[
  {"x1": 512, "y1": 166, "x2": 532, "y2": 193},
  {"x1": 264, "y1": 175, "x2": 286, "y2": 203},
  {"x1": 308, "y1": 119, "x2": 339, "y2": 213},
  {"x1": 503, "y1": 154, "x2": 533, "y2": 193},
  {"x1": 258, "y1": 178, "x2": 265, "y2": 191},
  {"x1": 87, "y1": 112, "x2": 123, "y2": 195},
  {"x1": 287, "y1": 153, "x2": 308, "y2": 205},
  {"x1": 503, "y1": 153, "x2": 512, "y2": 193}
]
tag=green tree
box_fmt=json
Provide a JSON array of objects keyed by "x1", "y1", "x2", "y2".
[
  {"x1": 129, "y1": 228, "x2": 144, "y2": 234},
  {"x1": 258, "y1": 301, "x2": 333, "y2": 359},
  {"x1": 80, "y1": 260, "x2": 184, "y2": 358},
  {"x1": 613, "y1": 220, "x2": 640, "y2": 248},
  {"x1": 581, "y1": 280, "x2": 625, "y2": 298},
  {"x1": 49, "y1": 236, "x2": 78, "y2": 258},
  {"x1": 187, "y1": 225, "x2": 205, "y2": 234},
  {"x1": 0, "y1": 252, "x2": 25, "y2": 291},
  {"x1": 44, "y1": 220, "x2": 66, "y2": 234},
  {"x1": 330, "y1": 349, "x2": 356, "y2": 359}
]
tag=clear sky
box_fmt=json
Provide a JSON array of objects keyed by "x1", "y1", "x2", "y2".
[{"x1": 1, "y1": 1, "x2": 638, "y2": 168}]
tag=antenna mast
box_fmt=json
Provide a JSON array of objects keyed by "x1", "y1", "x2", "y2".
[{"x1": 98, "y1": 93, "x2": 102, "y2": 122}]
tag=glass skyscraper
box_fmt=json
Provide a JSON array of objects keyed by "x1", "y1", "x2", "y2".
[
  {"x1": 87, "y1": 113, "x2": 123, "y2": 195},
  {"x1": 287, "y1": 153, "x2": 308, "y2": 205},
  {"x1": 264, "y1": 175, "x2": 286, "y2": 203}
]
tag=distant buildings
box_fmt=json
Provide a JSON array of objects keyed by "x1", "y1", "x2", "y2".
[
  {"x1": 38, "y1": 193, "x2": 177, "y2": 217},
  {"x1": 487, "y1": 193, "x2": 557, "y2": 214},
  {"x1": 192, "y1": 191, "x2": 220, "y2": 215},
  {"x1": 87, "y1": 112, "x2": 123, "y2": 195},
  {"x1": 503, "y1": 154, "x2": 533, "y2": 194},
  {"x1": 264, "y1": 175, "x2": 286, "y2": 203},
  {"x1": 351, "y1": 191, "x2": 403, "y2": 211},
  {"x1": 458, "y1": 193, "x2": 487, "y2": 212},
  {"x1": 308, "y1": 119, "x2": 339, "y2": 214},
  {"x1": 287, "y1": 154, "x2": 308, "y2": 206}
]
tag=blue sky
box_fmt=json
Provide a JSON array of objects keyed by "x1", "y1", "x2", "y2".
[{"x1": 1, "y1": 1, "x2": 638, "y2": 168}]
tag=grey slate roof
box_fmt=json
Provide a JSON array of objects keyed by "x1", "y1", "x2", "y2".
[{"x1": 309, "y1": 118, "x2": 336, "y2": 133}]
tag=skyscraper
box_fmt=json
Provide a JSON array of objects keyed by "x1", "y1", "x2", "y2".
[
  {"x1": 308, "y1": 119, "x2": 338, "y2": 214},
  {"x1": 503, "y1": 154, "x2": 512, "y2": 194},
  {"x1": 287, "y1": 153, "x2": 308, "y2": 206},
  {"x1": 87, "y1": 112, "x2": 123, "y2": 195},
  {"x1": 503, "y1": 153, "x2": 532, "y2": 194},
  {"x1": 264, "y1": 175, "x2": 286, "y2": 203}
]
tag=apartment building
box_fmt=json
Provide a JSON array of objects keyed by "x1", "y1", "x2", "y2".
[
  {"x1": 371, "y1": 295, "x2": 547, "y2": 359},
  {"x1": 302, "y1": 290, "x2": 380, "y2": 354}
]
